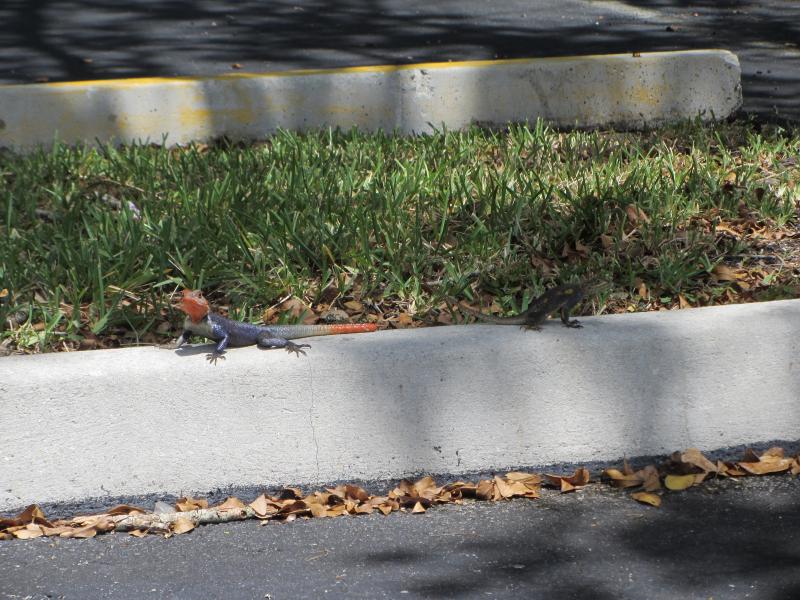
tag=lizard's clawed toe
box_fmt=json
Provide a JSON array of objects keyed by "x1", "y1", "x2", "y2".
[
  {"x1": 285, "y1": 342, "x2": 311, "y2": 357},
  {"x1": 206, "y1": 352, "x2": 226, "y2": 365}
]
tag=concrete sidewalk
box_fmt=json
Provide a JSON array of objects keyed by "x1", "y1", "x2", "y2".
[{"x1": 2, "y1": 298, "x2": 798, "y2": 513}]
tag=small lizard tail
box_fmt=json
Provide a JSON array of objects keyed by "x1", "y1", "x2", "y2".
[{"x1": 457, "y1": 303, "x2": 527, "y2": 325}]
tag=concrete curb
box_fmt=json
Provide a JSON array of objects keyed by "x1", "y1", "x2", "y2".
[
  {"x1": 0, "y1": 50, "x2": 741, "y2": 150},
  {"x1": 1, "y1": 299, "x2": 798, "y2": 512}
]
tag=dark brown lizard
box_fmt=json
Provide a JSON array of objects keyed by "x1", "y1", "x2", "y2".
[{"x1": 457, "y1": 279, "x2": 608, "y2": 330}]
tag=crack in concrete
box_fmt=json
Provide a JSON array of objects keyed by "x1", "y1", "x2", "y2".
[{"x1": 307, "y1": 362, "x2": 321, "y2": 480}]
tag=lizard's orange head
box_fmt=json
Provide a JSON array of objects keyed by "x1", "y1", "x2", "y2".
[{"x1": 176, "y1": 289, "x2": 210, "y2": 323}]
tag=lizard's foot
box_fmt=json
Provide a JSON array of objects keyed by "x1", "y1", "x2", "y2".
[
  {"x1": 206, "y1": 351, "x2": 226, "y2": 365},
  {"x1": 285, "y1": 342, "x2": 311, "y2": 357},
  {"x1": 520, "y1": 324, "x2": 542, "y2": 331},
  {"x1": 563, "y1": 319, "x2": 582, "y2": 328}
]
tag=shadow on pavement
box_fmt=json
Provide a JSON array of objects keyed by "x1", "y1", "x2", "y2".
[{"x1": 1, "y1": 0, "x2": 798, "y2": 120}]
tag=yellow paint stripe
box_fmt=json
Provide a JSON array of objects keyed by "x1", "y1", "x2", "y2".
[{"x1": 0, "y1": 50, "x2": 732, "y2": 90}]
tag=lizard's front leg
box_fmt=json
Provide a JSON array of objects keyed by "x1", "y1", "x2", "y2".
[
  {"x1": 257, "y1": 335, "x2": 311, "y2": 357},
  {"x1": 207, "y1": 335, "x2": 229, "y2": 364},
  {"x1": 559, "y1": 306, "x2": 582, "y2": 328},
  {"x1": 162, "y1": 330, "x2": 190, "y2": 349}
]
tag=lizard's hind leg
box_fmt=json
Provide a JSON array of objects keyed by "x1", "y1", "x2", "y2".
[{"x1": 257, "y1": 334, "x2": 311, "y2": 356}]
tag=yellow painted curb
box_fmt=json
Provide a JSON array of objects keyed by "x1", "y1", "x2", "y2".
[{"x1": 0, "y1": 50, "x2": 741, "y2": 150}]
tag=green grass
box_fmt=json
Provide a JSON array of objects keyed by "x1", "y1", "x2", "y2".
[{"x1": 1, "y1": 119, "x2": 798, "y2": 352}]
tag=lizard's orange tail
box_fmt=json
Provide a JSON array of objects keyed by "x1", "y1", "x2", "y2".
[{"x1": 322, "y1": 323, "x2": 378, "y2": 334}]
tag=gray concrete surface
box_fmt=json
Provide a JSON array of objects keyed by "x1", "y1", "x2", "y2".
[
  {"x1": 2, "y1": 475, "x2": 799, "y2": 600},
  {"x1": 0, "y1": 0, "x2": 797, "y2": 121},
  {"x1": 2, "y1": 299, "x2": 798, "y2": 513},
  {"x1": 0, "y1": 50, "x2": 742, "y2": 149}
]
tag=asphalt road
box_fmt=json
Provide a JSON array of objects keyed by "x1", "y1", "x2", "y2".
[
  {"x1": 2, "y1": 475, "x2": 799, "y2": 600},
  {"x1": 0, "y1": 0, "x2": 798, "y2": 120}
]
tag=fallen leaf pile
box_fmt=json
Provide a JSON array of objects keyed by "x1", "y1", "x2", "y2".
[
  {"x1": 1, "y1": 448, "x2": 797, "y2": 541},
  {"x1": 605, "y1": 446, "x2": 800, "y2": 506}
]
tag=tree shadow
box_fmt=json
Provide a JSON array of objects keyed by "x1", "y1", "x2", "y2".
[{"x1": 347, "y1": 479, "x2": 800, "y2": 599}]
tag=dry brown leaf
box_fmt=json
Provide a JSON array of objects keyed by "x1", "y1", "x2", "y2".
[
  {"x1": 176, "y1": 497, "x2": 208, "y2": 512},
  {"x1": 248, "y1": 494, "x2": 275, "y2": 518},
  {"x1": 506, "y1": 471, "x2": 541, "y2": 484},
  {"x1": 344, "y1": 485, "x2": 370, "y2": 502},
  {"x1": 721, "y1": 462, "x2": 748, "y2": 477},
  {"x1": 106, "y1": 504, "x2": 147, "y2": 516},
  {"x1": 600, "y1": 234, "x2": 614, "y2": 250},
  {"x1": 504, "y1": 481, "x2": 532, "y2": 497},
  {"x1": 622, "y1": 458, "x2": 634, "y2": 476},
  {"x1": 280, "y1": 298, "x2": 311, "y2": 319},
  {"x1": 714, "y1": 223, "x2": 742, "y2": 238},
  {"x1": 40, "y1": 525, "x2": 72, "y2": 536},
  {"x1": 172, "y1": 518, "x2": 195, "y2": 535},
  {"x1": 574, "y1": 240, "x2": 590, "y2": 256},
  {"x1": 738, "y1": 456, "x2": 793, "y2": 475},
  {"x1": 546, "y1": 468, "x2": 590, "y2": 492},
  {"x1": 603, "y1": 469, "x2": 643, "y2": 489},
  {"x1": 343, "y1": 300, "x2": 364, "y2": 313},
  {"x1": 13, "y1": 524, "x2": 44, "y2": 539},
  {"x1": 278, "y1": 500, "x2": 310, "y2": 517},
  {"x1": 63, "y1": 524, "x2": 98, "y2": 539},
  {"x1": 741, "y1": 448, "x2": 761, "y2": 462},
  {"x1": 278, "y1": 487, "x2": 303, "y2": 500},
  {"x1": 559, "y1": 479, "x2": 576, "y2": 493},
  {"x1": 326, "y1": 505, "x2": 347, "y2": 517},
  {"x1": 631, "y1": 492, "x2": 661, "y2": 507},
  {"x1": 641, "y1": 466, "x2": 662, "y2": 492},
  {"x1": 675, "y1": 449, "x2": 718, "y2": 474},
  {"x1": 128, "y1": 529, "x2": 148, "y2": 538},
  {"x1": 437, "y1": 310, "x2": 454, "y2": 325},
  {"x1": 678, "y1": 294, "x2": 691, "y2": 309},
  {"x1": 712, "y1": 264, "x2": 738, "y2": 281},
  {"x1": 633, "y1": 279, "x2": 649, "y2": 300},
  {"x1": 378, "y1": 504, "x2": 393, "y2": 516},
  {"x1": 216, "y1": 497, "x2": 247, "y2": 511},
  {"x1": 411, "y1": 502, "x2": 426, "y2": 514},
  {"x1": 664, "y1": 474, "x2": 695, "y2": 491},
  {"x1": 494, "y1": 476, "x2": 515, "y2": 499},
  {"x1": 475, "y1": 480, "x2": 495, "y2": 501},
  {"x1": 570, "y1": 468, "x2": 591, "y2": 486},
  {"x1": 5, "y1": 504, "x2": 53, "y2": 529},
  {"x1": 396, "y1": 313, "x2": 413, "y2": 328},
  {"x1": 414, "y1": 476, "x2": 436, "y2": 493},
  {"x1": 762, "y1": 447, "x2": 785, "y2": 458},
  {"x1": 626, "y1": 205, "x2": 651, "y2": 224}
]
